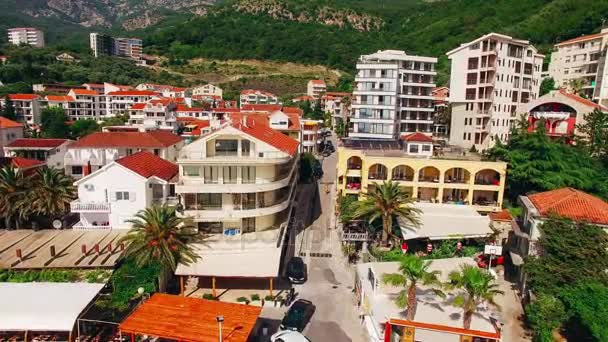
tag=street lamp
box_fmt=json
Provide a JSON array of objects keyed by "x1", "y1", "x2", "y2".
[{"x1": 216, "y1": 315, "x2": 224, "y2": 342}]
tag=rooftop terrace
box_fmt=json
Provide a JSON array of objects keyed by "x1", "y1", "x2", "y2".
[{"x1": 339, "y1": 139, "x2": 485, "y2": 161}]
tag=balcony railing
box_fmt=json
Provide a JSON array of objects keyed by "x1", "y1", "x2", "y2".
[
  {"x1": 70, "y1": 200, "x2": 111, "y2": 212},
  {"x1": 73, "y1": 222, "x2": 112, "y2": 230}
]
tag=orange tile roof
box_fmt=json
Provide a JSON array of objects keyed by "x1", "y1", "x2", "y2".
[
  {"x1": 7, "y1": 138, "x2": 68, "y2": 148},
  {"x1": 212, "y1": 108, "x2": 241, "y2": 113},
  {"x1": 558, "y1": 89, "x2": 607, "y2": 111},
  {"x1": 130, "y1": 103, "x2": 146, "y2": 110},
  {"x1": 107, "y1": 90, "x2": 159, "y2": 96},
  {"x1": 119, "y1": 294, "x2": 261, "y2": 342},
  {"x1": 8, "y1": 94, "x2": 39, "y2": 100},
  {"x1": 489, "y1": 209, "x2": 513, "y2": 222},
  {"x1": 555, "y1": 32, "x2": 608, "y2": 46},
  {"x1": 71, "y1": 131, "x2": 182, "y2": 148},
  {"x1": 283, "y1": 106, "x2": 304, "y2": 116},
  {"x1": 284, "y1": 112, "x2": 301, "y2": 131},
  {"x1": 241, "y1": 104, "x2": 282, "y2": 112},
  {"x1": 310, "y1": 79, "x2": 326, "y2": 85},
  {"x1": 71, "y1": 89, "x2": 99, "y2": 96},
  {"x1": 527, "y1": 187, "x2": 608, "y2": 225},
  {"x1": 9, "y1": 157, "x2": 45, "y2": 169},
  {"x1": 116, "y1": 151, "x2": 178, "y2": 181},
  {"x1": 0, "y1": 117, "x2": 23, "y2": 128},
  {"x1": 401, "y1": 132, "x2": 433, "y2": 143},
  {"x1": 46, "y1": 95, "x2": 75, "y2": 102},
  {"x1": 176, "y1": 104, "x2": 205, "y2": 112},
  {"x1": 234, "y1": 120, "x2": 299, "y2": 156},
  {"x1": 293, "y1": 95, "x2": 314, "y2": 102}
]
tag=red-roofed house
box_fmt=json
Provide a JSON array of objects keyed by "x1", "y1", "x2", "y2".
[
  {"x1": 175, "y1": 104, "x2": 210, "y2": 120},
  {"x1": 0, "y1": 117, "x2": 24, "y2": 157},
  {"x1": 307, "y1": 79, "x2": 326, "y2": 99},
  {"x1": 106, "y1": 90, "x2": 159, "y2": 115},
  {"x1": 128, "y1": 99, "x2": 178, "y2": 131},
  {"x1": 6, "y1": 94, "x2": 42, "y2": 125},
  {"x1": 136, "y1": 84, "x2": 188, "y2": 98},
  {"x1": 520, "y1": 89, "x2": 608, "y2": 141},
  {"x1": 0, "y1": 156, "x2": 45, "y2": 172},
  {"x1": 239, "y1": 89, "x2": 279, "y2": 108},
  {"x1": 241, "y1": 104, "x2": 283, "y2": 113},
  {"x1": 175, "y1": 120, "x2": 299, "y2": 280},
  {"x1": 72, "y1": 151, "x2": 178, "y2": 229},
  {"x1": 4, "y1": 138, "x2": 71, "y2": 168},
  {"x1": 64, "y1": 131, "x2": 184, "y2": 179}
]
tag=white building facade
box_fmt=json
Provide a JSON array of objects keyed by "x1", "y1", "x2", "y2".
[
  {"x1": 350, "y1": 50, "x2": 437, "y2": 140},
  {"x1": 7, "y1": 28, "x2": 44, "y2": 47},
  {"x1": 192, "y1": 84, "x2": 223, "y2": 99},
  {"x1": 307, "y1": 80, "x2": 326, "y2": 99},
  {"x1": 239, "y1": 90, "x2": 279, "y2": 108},
  {"x1": 447, "y1": 33, "x2": 544, "y2": 150}
]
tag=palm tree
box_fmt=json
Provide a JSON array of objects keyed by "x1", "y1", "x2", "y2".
[
  {"x1": 568, "y1": 78, "x2": 588, "y2": 97},
  {"x1": 119, "y1": 206, "x2": 200, "y2": 292},
  {"x1": 29, "y1": 167, "x2": 76, "y2": 224},
  {"x1": 447, "y1": 265, "x2": 504, "y2": 329},
  {"x1": 351, "y1": 180, "x2": 420, "y2": 246},
  {"x1": 382, "y1": 254, "x2": 445, "y2": 320},
  {"x1": 0, "y1": 166, "x2": 30, "y2": 229}
]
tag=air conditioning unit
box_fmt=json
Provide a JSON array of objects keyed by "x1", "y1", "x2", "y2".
[{"x1": 84, "y1": 184, "x2": 94, "y2": 191}]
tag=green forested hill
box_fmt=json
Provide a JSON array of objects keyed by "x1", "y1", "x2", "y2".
[{"x1": 144, "y1": 0, "x2": 608, "y2": 84}]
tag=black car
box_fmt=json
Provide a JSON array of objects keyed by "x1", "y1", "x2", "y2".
[
  {"x1": 286, "y1": 257, "x2": 307, "y2": 284},
  {"x1": 280, "y1": 299, "x2": 315, "y2": 332}
]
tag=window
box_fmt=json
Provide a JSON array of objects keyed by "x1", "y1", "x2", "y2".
[
  {"x1": 198, "y1": 222, "x2": 222, "y2": 234},
  {"x1": 468, "y1": 57, "x2": 479, "y2": 70},
  {"x1": 203, "y1": 166, "x2": 219, "y2": 184},
  {"x1": 242, "y1": 166, "x2": 256, "y2": 183},
  {"x1": 183, "y1": 166, "x2": 200, "y2": 177},
  {"x1": 242, "y1": 217, "x2": 255, "y2": 233},
  {"x1": 409, "y1": 144, "x2": 419, "y2": 153},
  {"x1": 223, "y1": 166, "x2": 237, "y2": 184},
  {"x1": 116, "y1": 191, "x2": 129, "y2": 201},
  {"x1": 422, "y1": 145, "x2": 431, "y2": 152},
  {"x1": 215, "y1": 139, "x2": 238, "y2": 156},
  {"x1": 71, "y1": 166, "x2": 83, "y2": 175},
  {"x1": 154, "y1": 149, "x2": 160, "y2": 156}
]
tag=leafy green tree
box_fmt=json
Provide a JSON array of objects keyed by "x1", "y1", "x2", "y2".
[
  {"x1": 119, "y1": 206, "x2": 199, "y2": 292},
  {"x1": 335, "y1": 118, "x2": 345, "y2": 138},
  {"x1": 40, "y1": 106, "x2": 70, "y2": 139},
  {"x1": 308, "y1": 99, "x2": 324, "y2": 120},
  {"x1": 338, "y1": 193, "x2": 358, "y2": 224},
  {"x1": 1, "y1": 95, "x2": 16, "y2": 120},
  {"x1": 539, "y1": 77, "x2": 556, "y2": 96},
  {"x1": 575, "y1": 109, "x2": 608, "y2": 165},
  {"x1": 447, "y1": 265, "x2": 503, "y2": 329},
  {"x1": 525, "y1": 217, "x2": 608, "y2": 296},
  {"x1": 351, "y1": 181, "x2": 420, "y2": 246},
  {"x1": 100, "y1": 114, "x2": 129, "y2": 127},
  {"x1": 105, "y1": 259, "x2": 161, "y2": 311},
  {"x1": 29, "y1": 167, "x2": 76, "y2": 224},
  {"x1": 562, "y1": 282, "x2": 608, "y2": 341},
  {"x1": 382, "y1": 254, "x2": 445, "y2": 320},
  {"x1": 0, "y1": 167, "x2": 30, "y2": 229},
  {"x1": 299, "y1": 152, "x2": 316, "y2": 183},
  {"x1": 70, "y1": 119, "x2": 100, "y2": 139},
  {"x1": 298, "y1": 100, "x2": 313, "y2": 117},
  {"x1": 568, "y1": 78, "x2": 588, "y2": 97},
  {"x1": 526, "y1": 294, "x2": 567, "y2": 342}
]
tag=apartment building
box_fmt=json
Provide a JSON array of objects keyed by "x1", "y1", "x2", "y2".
[
  {"x1": 64, "y1": 130, "x2": 184, "y2": 179},
  {"x1": 350, "y1": 50, "x2": 437, "y2": 140},
  {"x1": 549, "y1": 28, "x2": 608, "y2": 106},
  {"x1": 337, "y1": 138, "x2": 506, "y2": 212},
  {"x1": 90, "y1": 33, "x2": 142, "y2": 60},
  {"x1": 136, "y1": 84, "x2": 187, "y2": 98},
  {"x1": 192, "y1": 84, "x2": 223, "y2": 99},
  {"x1": 6, "y1": 94, "x2": 42, "y2": 125},
  {"x1": 239, "y1": 89, "x2": 279, "y2": 108},
  {"x1": 307, "y1": 80, "x2": 327, "y2": 99},
  {"x1": 0, "y1": 117, "x2": 23, "y2": 157},
  {"x1": 7, "y1": 28, "x2": 44, "y2": 47},
  {"x1": 447, "y1": 33, "x2": 544, "y2": 150},
  {"x1": 128, "y1": 100, "x2": 177, "y2": 131},
  {"x1": 71, "y1": 151, "x2": 178, "y2": 230},
  {"x1": 66, "y1": 89, "x2": 108, "y2": 119},
  {"x1": 106, "y1": 90, "x2": 159, "y2": 115},
  {"x1": 322, "y1": 92, "x2": 351, "y2": 127},
  {"x1": 174, "y1": 120, "x2": 299, "y2": 282}
]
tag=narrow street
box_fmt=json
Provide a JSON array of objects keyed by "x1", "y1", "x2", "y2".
[{"x1": 289, "y1": 134, "x2": 368, "y2": 342}]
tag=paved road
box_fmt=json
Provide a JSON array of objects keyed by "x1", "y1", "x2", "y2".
[{"x1": 289, "y1": 134, "x2": 368, "y2": 342}]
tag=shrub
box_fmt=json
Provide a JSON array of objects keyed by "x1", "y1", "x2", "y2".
[
  {"x1": 265, "y1": 295, "x2": 274, "y2": 301},
  {"x1": 236, "y1": 296, "x2": 248, "y2": 303},
  {"x1": 251, "y1": 294, "x2": 260, "y2": 301},
  {"x1": 202, "y1": 293, "x2": 216, "y2": 300}
]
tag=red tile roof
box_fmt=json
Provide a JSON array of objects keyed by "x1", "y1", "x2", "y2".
[
  {"x1": 107, "y1": 90, "x2": 158, "y2": 96},
  {"x1": 527, "y1": 187, "x2": 608, "y2": 225},
  {"x1": 241, "y1": 104, "x2": 282, "y2": 112},
  {"x1": 0, "y1": 117, "x2": 23, "y2": 128},
  {"x1": 240, "y1": 89, "x2": 277, "y2": 97},
  {"x1": 233, "y1": 119, "x2": 299, "y2": 156},
  {"x1": 46, "y1": 95, "x2": 75, "y2": 102},
  {"x1": 310, "y1": 79, "x2": 326, "y2": 85},
  {"x1": 130, "y1": 103, "x2": 146, "y2": 110},
  {"x1": 9, "y1": 94, "x2": 39, "y2": 100},
  {"x1": 489, "y1": 209, "x2": 513, "y2": 222},
  {"x1": 293, "y1": 95, "x2": 314, "y2": 102},
  {"x1": 10, "y1": 157, "x2": 45, "y2": 169},
  {"x1": 116, "y1": 151, "x2": 178, "y2": 181},
  {"x1": 283, "y1": 106, "x2": 304, "y2": 116},
  {"x1": 401, "y1": 132, "x2": 433, "y2": 143},
  {"x1": 71, "y1": 89, "x2": 99, "y2": 96},
  {"x1": 71, "y1": 131, "x2": 182, "y2": 148},
  {"x1": 556, "y1": 32, "x2": 608, "y2": 46},
  {"x1": 176, "y1": 104, "x2": 205, "y2": 112},
  {"x1": 558, "y1": 89, "x2": 607, "y2": 111},
  {"x1": 7, "y1": 138, "x2": 68, "y2": 148},
  {"x1": 212, "y1": 107, "x2": 240, "y2": 113}
]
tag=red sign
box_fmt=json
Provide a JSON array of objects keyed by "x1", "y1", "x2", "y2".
[
  {"x1": 401, "y1": 242, "x2": 408, "y2": 254},
  {"x1": 427, "y1": 243, "x2": 433, "y2": 253}
]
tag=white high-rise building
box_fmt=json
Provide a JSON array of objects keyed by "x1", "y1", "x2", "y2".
[
  {"x1": 447, "y1": 33, "x2": 544, "y2": 150},
  {"x1": 350, "y1": 50, "x2": 437, "y2": 140},
  {"x1": 549, "y1": 28, "x2": 608, "y2": 107},
  {"x1": 7, "y1": 28, "x2": 44, "y2": 48}
]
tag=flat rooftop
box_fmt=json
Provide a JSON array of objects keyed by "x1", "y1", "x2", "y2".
[
  {"x1": 0, "y1": 230, "x2": 126, "y2": 269},
  {"x1": 339, "y1": 139, "x2": 485, "y2": 161}
]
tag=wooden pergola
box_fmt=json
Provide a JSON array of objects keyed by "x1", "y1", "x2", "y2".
[{"x1": 119, "y1": 293, "x2": 262, "y2": 342}]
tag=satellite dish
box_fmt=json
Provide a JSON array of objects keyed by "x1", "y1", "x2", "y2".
[{"x1": 52, "y1": 219, "x2": 63, "y2": 229}]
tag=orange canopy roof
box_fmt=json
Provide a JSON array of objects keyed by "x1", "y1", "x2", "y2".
[{"x1": 119, "y1": 294, "x2": 261, "y2": 342}]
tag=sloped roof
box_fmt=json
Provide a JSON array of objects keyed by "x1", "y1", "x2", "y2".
[
  {"x1": 401, "y1": 132, "x2": 433, "y2": 143},
  {"x1": 130, "y1": 103, "x2": 146, "y2": 110},
  {"x1": 71, "y1": 131, "x2": 182, "y2": 148},
  {"x1": 176, "y1": 104, "x2": 205, "y2": 112},
  {"x1": 241, "y1": 104, "x2": 282, "y2": 112},
  {"x1": 0, "y1": 157, "x2": 45, "y2": 170},
  {"x1": 234, "y1": 120, "x2": 299, "y2": 156},
  {"x1": 116, "y1": 151, "x2": 178, "y2": 181},
  {"x1": 9, "y1": 94, "x2": 39, "y2": 100},
  {"x1": 46, "y1": 95, "x2": 75, "y2": 102},
  {"x1": 107, "y1": 90, "x2": 158, "y2": 96},
  {"x1": 558, "y1": 89, "x2": 607, "y2": 111},
  {"x1": 283, "y1": 106, "x2": 304, "y2": 116},
  {"x1": 489, "y1": 209, "x2": 513, "y2": 222},
  {"x1": 527, "y1": 187, "x2": 608, "y2": 225},
  {"x1": 309, "y1": 79, "x2": 326, "y2": 85},
  {"x1": 71, "y1": 89, "x2": 99, "y2": 96},
  {"x1": 240, "y1": 89, "x2": 276, "y2": 97},
  {"x1": 7, "y1": 138, "x2": 68, "y2": 149},
  {"x1": 556, "y1": 32, "x2": 608, "y2": 46},
  {"x1": 0, "y1": 117, "x2": 23, "y2": 128}
]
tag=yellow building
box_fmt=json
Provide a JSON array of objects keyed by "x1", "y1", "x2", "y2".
[{"x1": 337, "y1": 137, "x2": 507, "y2": 212}]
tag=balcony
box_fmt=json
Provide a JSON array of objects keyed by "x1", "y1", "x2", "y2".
[
  {"x1": 70, "y1": 200, "x2": 111, "y2": 213},
  {"x1": 73, "y1": 222, "x2": 112, "y2": 230},
  {"x1": 179, "y1": 151, "x2": 292, "y2": 164}
]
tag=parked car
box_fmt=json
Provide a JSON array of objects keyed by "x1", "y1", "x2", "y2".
[
  {"x1": 280, "y1": 299, "x2": 315, "y2": 332},
  {"x1": 271, "y1": 331, "x2": 311, "y2": 342},
  {"x1": 286, "y1": 257, "x2": 307, "y2": 284},
  {"x1": 477, "y1": 254, "x2": 505, "y2": 268}
]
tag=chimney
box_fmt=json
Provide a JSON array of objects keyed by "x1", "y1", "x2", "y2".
[
  {"x1": 50, "y1": 245, "x2": 56, "y2": 257},
  {"x1": 93, "y1": 244, "x2": 100, "y2": 254},
  {"x1": 16, "y1": 249, "x2": 22, "y2": 260},
  {"x1": 81, "y1": 244, "x2": 87, "y2": 255},
  {"x1": 106, "y1": 243, "x2": 112, "y2": 252},
  {"x1": 119, "y1": 243, "x2": 125, "y2": 251}
]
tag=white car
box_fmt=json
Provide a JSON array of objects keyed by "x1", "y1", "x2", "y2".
[{"x1": 270, "y1": 330, "x2": 311, "y2": 342}]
